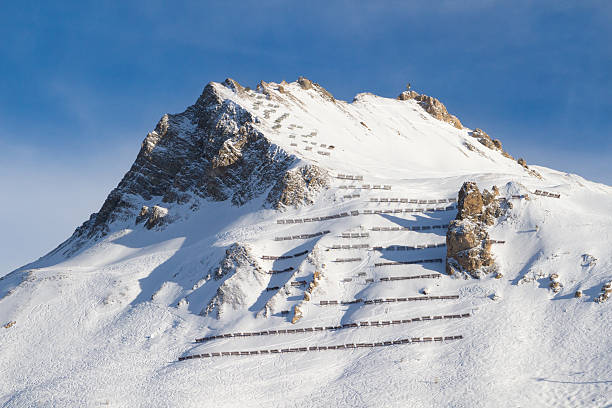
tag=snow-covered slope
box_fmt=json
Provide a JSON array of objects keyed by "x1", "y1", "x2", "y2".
[{"x1": 1, "y1": 78, "x2": 610, "y2": 407}]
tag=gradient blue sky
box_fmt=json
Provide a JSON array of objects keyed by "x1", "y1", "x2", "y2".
[{"x1": 1, "y1": 1, "x2": 611, "y2": 274}]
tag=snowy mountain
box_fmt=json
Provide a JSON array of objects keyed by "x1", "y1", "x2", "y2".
[{"x1": 1, "y1": 77, "x2": 610, "y2": 407}]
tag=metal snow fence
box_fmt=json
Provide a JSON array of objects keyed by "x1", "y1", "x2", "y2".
[
  {"x1": 261, "y1": 250, "x2": 308, "y2": 261},
  {"x1": 336, "y1": 174, "x2": 364, "y2": 181},
  {"x1": 334, "y1": 258, "x2": 362, "y2": 263},
  {"x1": 331, "y1": 243, "x2": 369, "y2": 249},
  {"x1": 278, "y1": 212, "x2": 355, "y2": 224},
  {"x1": 267, "y1": 267, "x2": 294, "y2": 274},
  {"x1": 369, "y1": 224, "x2": 448, "y2": 232},
  {"x1": 181, "y1": 335, "x2": 464, "y2": 360},
  {"x1": 379, "y1": 274, "x2": 442, "y2": 281},
  {"x1": 534, "y1": 190, "x2": 561, "y2": 198},
  {"x1": 325, "y1": 294, "x2": 457, "y2": 305},
  {"x1": 193, "y1": 313, "x2": 470, "y2": 343},
  {"x1": 340, "y1": 232, "x2": 369, "y2": 238},
  {"x1": 374, "y1": 258, "x2": 442, "y2": 267},
  {"x1": 273, "y1": 231, "x2": 330, "y2": 241}
]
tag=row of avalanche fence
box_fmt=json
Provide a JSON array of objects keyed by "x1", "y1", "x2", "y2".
[{"x1": 181, "y1": 115, "x2": 467, "y2": 361}]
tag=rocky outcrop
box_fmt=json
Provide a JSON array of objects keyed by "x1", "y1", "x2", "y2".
[
  {"x1": 211, "y1": 131, "x2": 249, "y2": 168},
  {"x1": 297, "y1": 77, "x2": 313, "y2": 90},
  {"x1": 298, "y1": 76, "x2": 335, "y2": 103},
  {"x1": 266, "y1": 165, "x2": 330, "y2": 209},
  {"x1": 135, "y1": 205, "x2": 169, "y2": 230},
  {"x1": 469, "y1": 128, "x2": 514, "y2": 159},
  {"x1": 398, "y1": 91, "x2": 521, "y2": 164},
  {"x1": 549, "y1": 274, "x2": 563, "y2": 293},
  {"x1": 3, "y1": 321, "x2": 16, "y2": 329},
  {"x1": 515, "y1": 157, "x2": 542, "y2": 178},
  {"x1": 398, "y1": 90, "x2": 462, "y2": 129},
  {"x1": 290, "y1": 248, "x2": 324, "y2": 324},
  {"x1": 446, "y1": 182, "x2": 506, "y2": 278},
  {"x1": 291, "y1": 305, "x2": 303, "y2": 324},
  {"x1": 204, "y1": 244, "x2": 266, "y2": 318},
  {"x1": 595, "y1": 281, "x2": 611, "y2": 303}
]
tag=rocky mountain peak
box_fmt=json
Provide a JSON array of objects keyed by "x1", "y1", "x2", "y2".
[
  {"x1": 398, "y1": 90, "x2": 463, "y2": 129},
  {"x1": 44, "y1": 77, "x2": 539, "y2": 264},
  {"x1": 50, "y1": 80, "x2": 302, "y2": 258}
]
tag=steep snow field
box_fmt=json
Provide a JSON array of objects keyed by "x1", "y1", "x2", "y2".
[{"x1": 1, "y1": 80, "x2": 610, "y2": 407}]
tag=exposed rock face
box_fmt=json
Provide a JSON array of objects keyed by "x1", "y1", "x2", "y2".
[
  {"x1": 290, "y1": 248, "x2": 324, "y2": 323},
  {"x1": 446, "y1": 182, "x2": 504, "y2": 278},
  {"x1": 297, "y1": 76, "x2": 313, "y2": 90},
  {"x1": 136, "y1": 205, "x2": 169, "y2": 230},
  {"x1": 595, "y1": 281, "x2": 611, "y2": 303},
  {"x1": 266, "y1": 165, "x2": 330, "y2": 209},
  {"x1": 204, "y1": 243, "x2": 265, "y2": 318},
  {"x1": 549, "y1": 274, "x2": 563, "y2": 293},
  {"x1": 291, "y1": 305, "x2": 303, "y2": 324},
  {"x1": 398, "y1": 90, "x2": 462, "y2": 129},
  {"x1": 398, "y1": 91, "x2": 522, "y2": 164},
  {"x1": 456, "y1": 182, "x2": 484, "y2": 219},
  {"x1": 469, "y1": 128, "x2": 514, "y2": 159},
  {"x1": 298, "y1": 76, "x2": 335, "y2": 103},
  {"x1": 212, "y1": 132, "x2": 248, "y2": 168},
  {"x1": 135, "y1": 206, "x2": 150, "y2": 225},
  {"x1": 50, "y1": 79, "x2": 295, "y2": 257},
  {"x1": 516, "y1": 157, "x2": 542, "y2": 179}
]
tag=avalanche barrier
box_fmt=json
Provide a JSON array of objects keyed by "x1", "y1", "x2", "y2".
[
  {"x1": 319, "y1": 294, "x2": 458, "y2": 305},
  {"x1": 373, "y1": 258, "x2": 444, "y2": 267},
  {"x1": 194, "y1": 313, "x2": 470, "y2": 343},
  {"x1": 182, "y1": 335, "x2": 465, "y2": 360}
]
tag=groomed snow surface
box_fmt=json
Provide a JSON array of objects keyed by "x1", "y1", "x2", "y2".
[{"x1": 1, "y1": 81, "x2": 611, "y2": 407}]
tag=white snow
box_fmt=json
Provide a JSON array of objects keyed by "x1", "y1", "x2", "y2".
[{"x1": 0, "y1": 80, "x2": 610, "y2": 407}]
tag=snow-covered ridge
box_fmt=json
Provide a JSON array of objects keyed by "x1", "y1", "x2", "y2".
[
  {"x1": 45, "y1": 77, "x2": 536, "y2": 261},
  {"x1": 1, "y1": 77, "x2": 610, "y2": 407}
]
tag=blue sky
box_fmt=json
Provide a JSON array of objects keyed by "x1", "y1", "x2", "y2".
[{"x1": 1, "y1": 1, "x2": 611, "y2": 274}]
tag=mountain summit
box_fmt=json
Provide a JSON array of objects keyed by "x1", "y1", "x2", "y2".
[{"x1": 1, "y1": 78, "x2": 610, "y2": 407}]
